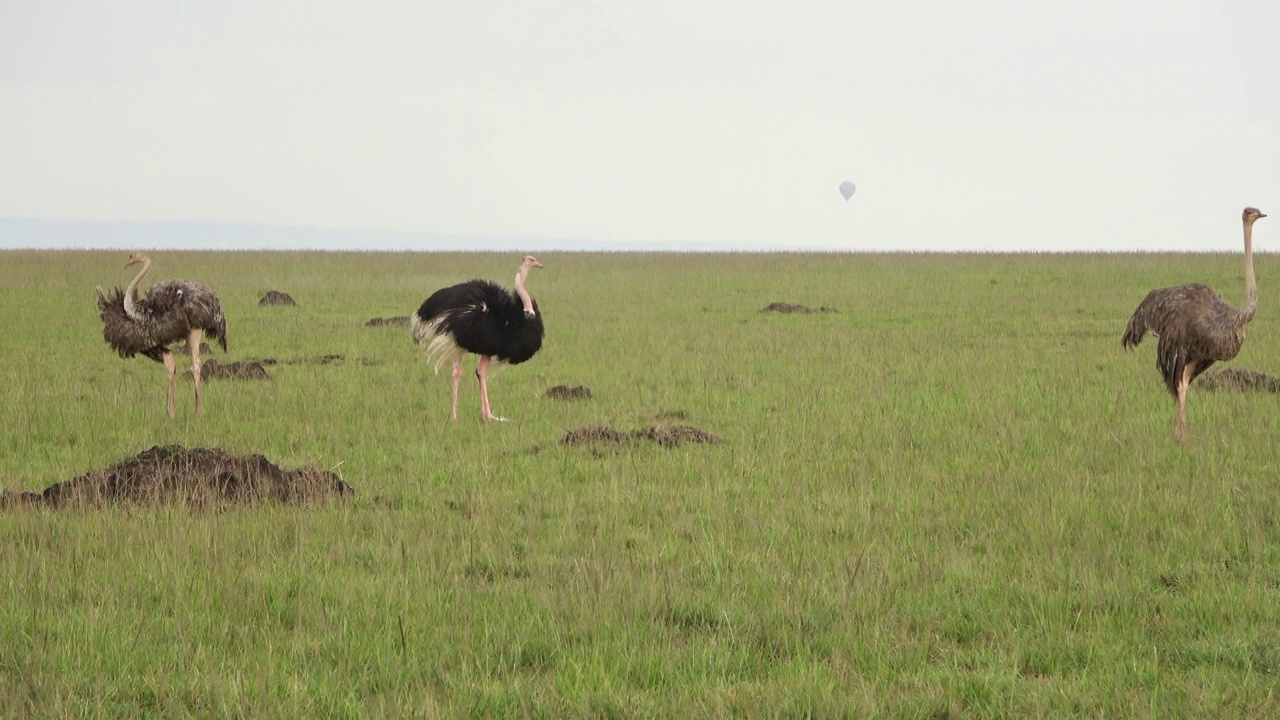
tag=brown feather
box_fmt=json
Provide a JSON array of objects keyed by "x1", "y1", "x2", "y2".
[
  {"x1": 1122, "y1": 208, "x2": 1266, "y2": 442},
  {"x1": 1122, "y1": 283, "x2": 1246, "y2": 397},
  {"x1": 97, "y1": 280, "x2": 227, "y2": 362}
]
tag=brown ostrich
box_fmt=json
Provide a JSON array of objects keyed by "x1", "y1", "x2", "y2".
[
  {"x1": 96, "y1": 253, "x2": 228, "y2": 418},
  {"x1": 1123, "y1": 207, "x2": 1268, "y2": 442}
]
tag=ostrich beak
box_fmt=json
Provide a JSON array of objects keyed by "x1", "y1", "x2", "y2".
[{"x1": 1260, "y1": 212, "x2": 1268, "y2": 219}]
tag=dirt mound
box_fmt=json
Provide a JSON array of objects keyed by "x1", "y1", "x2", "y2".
[
  {"x1": 759, "y1": 302, "x2": 838, "y2": 314},
  {"x1": 184, "y1": 359, "x2": 270, "y2": 381},
  {"x1": 561, "y1": 425, "x2": 633, "y2": 446},
  {"x1": 1, "y1": 445, "x2": 351, "y2": 509},
  {"x1": 259, "y1": 290, "x2": 297, "y2": 306},
  {"x1": 246, "y1": 354, "x2": 345, "y2": 367},
  {"x1": 545, "y1": 385, "x2": 593, "y2": 400},
  {"x1": 1, "y1": 491, "x2": 43, "y2": 508},
  {"x1": 632, "y1": 425, "x2": 721, "y2": 447},
  {"x1": 175, "y1": 342, "x2": 211, "y2": 356},
  {"x1": 561, "y1": 424, "x2": 721, "y2": 448},
  {"x1": 1196, "y1": 368, "x2": 1280, "y2": 393},
  {"x1": 365, "y1": 316, "x2": 410, "y2": 328}
]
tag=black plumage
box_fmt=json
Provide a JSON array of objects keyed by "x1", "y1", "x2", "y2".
[
  {"x1": 414, "y1": 279, "x2": 543, "y2": 365},
  {"x1": 1122, "y1": 207, "x2": 1266, "y2": 442},
  {"x1": 96, "y1": 253, "x2": 227, "y2": 418},
  {"x1": 412, "y1": 255, "x2": 544, "y2": 422}
]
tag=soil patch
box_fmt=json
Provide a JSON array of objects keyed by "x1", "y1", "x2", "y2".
[
  {"x1": 184, "y1": 359, "x2": 270, "y2": 381},
  {"x1": 246, "y1": 354, "x2": 347, "y2": 367},
  {"x1": 365, "y1": 316, "x2": 410, "y2": 328},
  {"x1": 259, "y1": 290, "x2": 297, "y2": 306},
  {"x1": 560, "y1": 423, "x2": 721, "y2": 448},
  {"x1": 759, "y1": 302, "x2": 838, "y2": 314},
  {"x1": 1, "y1": 445, "x2": 351, "y2": 509},
  {"x1": 1196, "y1": 368, "x2": 1280, "y2": 393},
  {"x1": 632, "y1": 425, "x2": 722, "y2": 447},
  {"x1": 545, "y1": 385, "x2": 593, "y2": 400},
  {"x1": 175, "y1": 342, "x2": 211, "y2": 356},
  {"x1": 561, "y1": 425, "x2": 633, "y2": 446}
]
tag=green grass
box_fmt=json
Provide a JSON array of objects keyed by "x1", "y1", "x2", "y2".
[{"x1": 3, "y1": 249, "x2": 1280, "y2": 717}]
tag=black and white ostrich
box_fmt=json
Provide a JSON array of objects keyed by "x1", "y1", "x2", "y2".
[
  {"x1": 411, "y1": 255, "x2": 545, "y2": 422},
  {"x1": 96, "y1": 252, "x2": 228, "y2": 418}
]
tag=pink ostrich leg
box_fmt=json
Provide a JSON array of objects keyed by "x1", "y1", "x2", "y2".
[{"x1": 476, "y1": 355, "x2": 509, "y2": 422}]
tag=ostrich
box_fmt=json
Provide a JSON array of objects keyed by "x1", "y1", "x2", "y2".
[
  {"x1": 1123, "y1": 207, "x2": 1268, "y2": 442},
  {"x1": 96, "y1": 252, "x2": 228, "y2": 418},
  {"x1": 411, "y1": 255, "x2": 545, "y2": 422}
]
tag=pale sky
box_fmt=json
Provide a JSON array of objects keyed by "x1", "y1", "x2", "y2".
[{"x1": 1, "y1": 0, "x2": 1277, "y2": 251}]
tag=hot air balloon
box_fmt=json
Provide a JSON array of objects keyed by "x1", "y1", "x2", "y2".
[{"x1": 839, "y1": 181, "x2": 856, "y2": 202}]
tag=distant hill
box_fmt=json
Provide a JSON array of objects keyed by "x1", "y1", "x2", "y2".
[{"x1": 0, "y1": 218, "x2": 741, "y2": 252}]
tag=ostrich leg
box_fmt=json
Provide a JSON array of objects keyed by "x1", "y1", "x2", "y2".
[
  {"x1": 162, "y1": 351, "x2": 177, "y2": 419},
  {"x1": 1174, "y1": 362, "x2": 1196, "y2": 444},
  {"x1": 476, "y1": 355, "x2": 507, "y2": 422},
  {"x1": 450, "y1": 359, "x2": 464, "y2": 421},
  {"x1": 189, "y1": 328, "x2": 205, "y2": 414}
]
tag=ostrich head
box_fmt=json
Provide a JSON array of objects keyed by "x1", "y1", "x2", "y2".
[
  {"x1": 522, "y1": 255, "x2": 543, "y2": 270},
  {"x1": 1244, "y1": 207, "x2": 1267, "y2": 224},
  {"x1": 125, "y1": 252, "x2": 151, "y2": 268}
]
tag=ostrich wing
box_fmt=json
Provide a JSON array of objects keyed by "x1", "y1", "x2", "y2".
[
  {"x1": 444, "y1": 280, "x2": 543, "y2": 363},
  {"x1": 96, "y1": 287, "x2": 169, "y2": 361},
  {"x1": 1124, "y1": 283, "x2": 1245, "y2": 396},
  {"x1": 415, "y1": 279, "x2": 544, "y2": 364},
  {"x1": 143, "y1": 280, "x2": 228, "y2": 352},
  {"x1": 1123, "y1": 284, "x2": 1218, "y2": 349},
  {"x1": 97, "y1": 281, "x2": 228, "y2": 361}
]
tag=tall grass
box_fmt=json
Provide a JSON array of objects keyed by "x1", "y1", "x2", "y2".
[{"x1": 2, "y1": 249, "x2": 1280, "y2": 717}]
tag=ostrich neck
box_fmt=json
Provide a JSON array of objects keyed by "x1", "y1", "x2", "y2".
[
  {"x1": 1238, "y1": 221, "x2": 1257, "y2": 328},
  {"x1": 514, "y1": 266, "x2": 535, "y2": 314},
  {"x1": 123, "y1": 257, "x2": 151, "y2": 320}
]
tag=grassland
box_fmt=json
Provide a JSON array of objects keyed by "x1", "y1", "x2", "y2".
[{"x1": 2, "y1": 249, "x2": 1280, "y2": 718}]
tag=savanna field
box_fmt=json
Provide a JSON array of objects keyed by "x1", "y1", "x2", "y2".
[{"x1": 3, "y1": 250, "x2": 1280, "y2": 718}]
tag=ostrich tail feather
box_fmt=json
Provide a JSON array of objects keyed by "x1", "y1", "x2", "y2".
[
  {"x1": 411, "y1": 313, "x2": 466, "y2": 372},
  {"x1": 1122, "y1": 311, "x2": 1148, "y2": 349}
]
